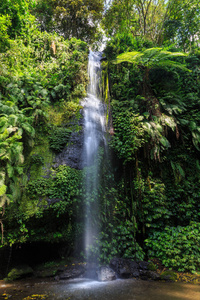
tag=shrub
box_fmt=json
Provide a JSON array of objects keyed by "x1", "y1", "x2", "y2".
[
  {"x1": 145, "y1": 222, "x2": 200, "y2": 272},
  {"x1": 49, "y1": 127, "x2": 72, "y2": 152}
]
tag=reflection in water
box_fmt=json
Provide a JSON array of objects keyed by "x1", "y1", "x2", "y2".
[{"x1": 1, "y1": 278, "x2": 200, "y2": 300}]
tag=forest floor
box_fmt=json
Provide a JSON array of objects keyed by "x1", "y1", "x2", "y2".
[{"x1": 151, "y1": 258, "x2": 200, "y2": 284}]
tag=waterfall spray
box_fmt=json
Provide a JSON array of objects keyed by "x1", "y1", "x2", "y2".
[{"x1": 82, "y1": 51, "x2": 107, "y2": 263}]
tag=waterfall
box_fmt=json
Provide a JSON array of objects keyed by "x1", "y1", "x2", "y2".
[{"x1": 82, "y1": 51, "x2": 107, "y2": 262}]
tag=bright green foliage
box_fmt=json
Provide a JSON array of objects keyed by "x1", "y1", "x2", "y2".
[
  {"x1": 103, "y1": 0, "x2": 200, "y2": 51},
  {"x1": 0, "y1": 0, "x2": 31, "y2": 38},
  {"x1": 0, "y1": 102, "x2": 35, "y2": 206},
  {"x1": 139, "y1": 178, "x2": 170, "y2": 231},
  {"x1": 49, "y1": 165, "x2": 81, "y2": 201},
  {"x1": 103, "y1": 0, "x2": 168, "y2": 43},
  {"x1": 103, "y1": 0, "x2": 136, "y2": 37},
  {"x1": 34, "y1": 0, "x2": 104, "y2": 44},
  {"x1": 111, "y1": 47, "x2": 190, "y2": 160},
  {"x1": 0, "y1": 0, "x2": 88, "y2": 249},
  {"x1": 0, "y1": 17, "x2": 88, "y2": 212},
  {"x1": 0, "y1": 0, "x2": 200, "y2": 276},
  {"x1": 99, "y1": 222, "x2": 145, "y2": 263},
  {"x1": 111, "y1": 109, "x2": 146, "y2": 162},
  {"x1": 104, "y1": 32, "x2": 154, "y2": 61},
  {"x1": 164, "y1": 0, "x2": 200, "y2": 51},
  {"x1": 49, "y1": 128, "x2": 72, "y2": 152},
  {"x1": 26, "y1": 165, "x2": 81, "y2": 203},
  {"x1": 103, "y1": 31, "x2": 200, "y2": 271},
  {"x1": 2, "y1": 165, "x2": 82, "y2": 246},
  {"x1": 115, "y1": 48, "x2": 187, "y2": 68},
  {"x1": 145, "y1": 222, "x2": 200, "y2": 272},
  {"x1": 0, "y1": 14, "x2": 11, "y2": 51}
]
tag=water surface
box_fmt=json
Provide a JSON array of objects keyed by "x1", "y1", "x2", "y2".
[{"x1": 1, "y1": 278, "x2": 199, "y2": 300}]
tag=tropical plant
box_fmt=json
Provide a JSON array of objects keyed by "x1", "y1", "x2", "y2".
[
  {"x1": 113, "y1": 47, "x2": 189, "y2": 160},
  {"x1": 145, "y1": 222, "x2": 200, "y2": 272},
  {"x1": 34, "y1": 0, "x2": 104, "y2": 44},
  {"x1": 0, "y1": 102, "x2": 35, "y2": 203}
]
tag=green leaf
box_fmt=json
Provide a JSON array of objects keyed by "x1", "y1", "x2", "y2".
[{"x1": 0, "y1": 184, "x2": 7, "y2": 197}]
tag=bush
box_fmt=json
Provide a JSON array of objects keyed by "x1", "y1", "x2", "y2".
[
  {"x1": 49, "y1": 127, "x2": 72, "y2": 152},
  {"x1": 145, "y1": 222, "x2": 200, "y2": 272}
]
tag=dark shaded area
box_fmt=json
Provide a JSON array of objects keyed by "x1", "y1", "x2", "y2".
[{"x1": 0, "y1": 242, "x2": 68, "y2": 277}]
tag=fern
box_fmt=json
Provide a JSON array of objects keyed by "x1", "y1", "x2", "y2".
[
  {"x1": 170, "y1": 161, "x2": 185, "y2": 180},
  {"x1": 0, "y1": 184, "x2": 6, "y2": 197},
  {"x1": 114, "y1": 48, "x2": 188, "y2": 71}
]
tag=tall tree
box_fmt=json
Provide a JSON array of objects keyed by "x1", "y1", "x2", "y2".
[
  {"x1": 163, "y1": 0, "x2": 200, "y2": 51},
  {"x1": 34, "y1": 0, "x2": 104, "y2": 43},
  {"x1": 102, "y1": 0, "x2": 137, "y2": 36},
  {"x1": 0, "y1": 0, "x2": 33, "y2": 38},
  {"x1": 135, "y1": 0, "x2": 168, "y2": 43},
  {"x1": 103, "y1": 0, "x2": 200, "y2": 48}
]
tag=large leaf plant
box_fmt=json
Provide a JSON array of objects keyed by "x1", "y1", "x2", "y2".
[{"x1": 113, "y1": 47, "x2": 189, "y2": 160}]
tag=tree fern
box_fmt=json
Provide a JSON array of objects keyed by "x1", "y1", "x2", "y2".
[
  {"x1": 112, "y1": 47, "x2": 190, "y2": 160},
  {"x1": 170, "y1": 160, "x2": 185, "y2": 181},
  {"x1": 114, "y1": 48, "x2": 188, "y2": 70}
]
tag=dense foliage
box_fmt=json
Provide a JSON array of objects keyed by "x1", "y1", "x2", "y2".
[
  {"x1": 0, "y1": 0, "x2": 88, "y2": 260},
  {"x1": 101, "y1": 31, "x2": 200, "y2": 271},
  {"x1": 103, "y1": 0, "x2": 200, "y2": 51},
  {"x1": 33, "y1": 0, "x2": 104, "y2": 44},
  {"x1": 0, "y1": 0, "x2": 200, "y2": 276}
]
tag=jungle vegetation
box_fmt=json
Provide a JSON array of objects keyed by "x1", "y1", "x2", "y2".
[{"x1": 0, "y1": 0, "x2": 200, "y2": 275}]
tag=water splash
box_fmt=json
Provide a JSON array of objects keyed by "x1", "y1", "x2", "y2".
[{"x1": 82, "y1": 51, "x2": 106, "y2": 262}]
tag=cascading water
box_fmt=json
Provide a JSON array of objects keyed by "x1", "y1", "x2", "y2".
[{"x1": 82, "y1": 51, "x2": 107, "y2": 262}]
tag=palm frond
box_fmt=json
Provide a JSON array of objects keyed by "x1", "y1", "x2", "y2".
[{"x1": 114, "y1": 51, "x2": 143, "y2": 64}]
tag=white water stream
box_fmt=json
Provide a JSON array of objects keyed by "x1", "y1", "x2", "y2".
[{"x1": 82, "y1": 51, "x2": 107, "y2": 261}]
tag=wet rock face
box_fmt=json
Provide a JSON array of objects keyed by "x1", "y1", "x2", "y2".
[
  {"x1": 55, "y1": 259, "x2": 160, "y2": 282},
  {"x1": 110, "y1": 258, "x2": 140, "y2": 278},
  {"x1": 97, "y1": 266, "x2": 116, "y2": 281},
  {"x1": 56, "y1": 264, "x2": 86, "y2": 280},
  {"x1": 53, "y1": 114, "x2": 85, "y2": 170},
  {"x1": 56, "y1": 263, "x2": 117, "y2": 282},
  {"x1": 109, "y1": 258, "x2": 160, "y2": 281},
  {"x1": 58, "y1": 267, "x2": 85, "y2": 280}
]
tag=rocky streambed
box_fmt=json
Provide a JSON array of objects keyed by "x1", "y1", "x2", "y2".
[
  {"x1": 1, "y1": 258, "x2": 200, "y2": 300},
  {"x1": 4, "y1": 258, "x2": 200, "y2": 284}
]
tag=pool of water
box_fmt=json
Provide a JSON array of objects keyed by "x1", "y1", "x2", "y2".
[{"x1": 1, "y1": 278, "x2": 200, "y2": 300}]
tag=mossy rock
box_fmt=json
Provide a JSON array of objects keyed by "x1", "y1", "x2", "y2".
[
  {"x1": 35, "y1": 269, "x2": 58, "y2": 278},
  {"x1": 5, "y1": 265, "x2": 33, "y2": 281},
  {"x1": 147, "y1": 262, "x2": 157, "y2": 271},
  {"x1": 161, "y1": 270, "x2": 178, "y2": 281}
]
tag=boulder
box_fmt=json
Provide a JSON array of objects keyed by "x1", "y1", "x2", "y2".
[
  {"x1": 110, "y1": 258, "x2": 139, "y2": 278},
  {"x1": 140, "y1": 270, "x2": 161, "y2": 281},
  {"x1": 138, "y1": 261, "x2": 149, "y2": 270},
  {"x1": 109, "y1": 258, "x2": 161, "y2": 281},
  {"x1": 5, "y1": 265, "x2": 33, "y2": 281},
  {"x1": 58, "y1": 264, "x2": 85, "y2": 280},
  {"x1": 97, "y1": 266, "x2": 116, "y2": 281}
]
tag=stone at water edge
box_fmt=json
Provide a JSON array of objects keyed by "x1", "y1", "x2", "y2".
[
  {"x1": 5, "y1": 265, "x2": 33, "y2": 281},
  {"x1": 97, "y1": 266, "x2": 116, "y2": 281},
  {"x1": 109, "y1": 258, "x2": 160, "y2": 280},
  {"x1": 140, "y1": 270, "x2": 161, "y2": 281},
  {"x1": 56, "y1": 264, "x2": 86, "y2": 280},
  {"x1": 110, "y1": 257, "x2": 139, "y2": 278}
]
